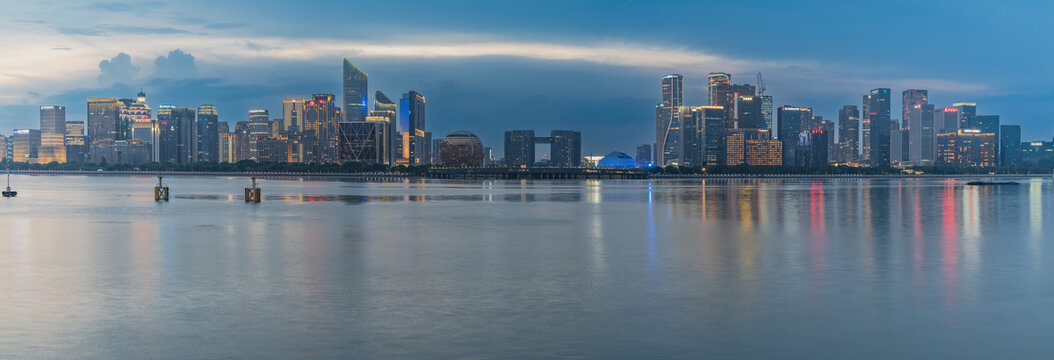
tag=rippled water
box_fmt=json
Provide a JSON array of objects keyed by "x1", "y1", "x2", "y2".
[{"x1": 1, "y1": 175, "x2": 1053, "y2": 359}]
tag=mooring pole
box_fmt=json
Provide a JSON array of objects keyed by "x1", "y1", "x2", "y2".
[
  {"x1": 245, "y1": 172, "x2": 261, "y2": 203},
  {"x1": 155, "y1": 174, "x2": 169, "y2": 201}
]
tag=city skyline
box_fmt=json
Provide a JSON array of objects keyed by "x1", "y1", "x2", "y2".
[{"x1": 2, "y1": 1, "x2": 1054, "y2": 157}]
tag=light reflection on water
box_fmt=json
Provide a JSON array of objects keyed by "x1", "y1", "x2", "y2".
[{"x1": 1, "y1": 175, "x2": 1053, "y2": 359}]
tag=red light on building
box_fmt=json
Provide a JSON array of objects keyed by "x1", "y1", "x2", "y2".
[
  {"x1": 308, "y1": 101, "x2": 316, "y2": 106},
  {"x1": 870, "y1": 112, "x2": 878, "y2": 115},
  {"x1": 943, "y1": 108, "x2": 957, "y2": 113},
  {"x1": 320, "y1": 100, "x2": 326, "y2": 104}
]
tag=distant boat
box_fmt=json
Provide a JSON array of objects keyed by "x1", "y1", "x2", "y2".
[
  {"x1": 2, "y1": 166, "x2": 15, "y2": 197},
  {"x1": 966, "y1": 180, "x2": 1018, "y2": 186}
]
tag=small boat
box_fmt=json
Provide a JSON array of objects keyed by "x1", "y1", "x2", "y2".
[
  {"x1": 2, "y1": 166, "x2": 15, "y2": 197},
  {"x1": 966, "y1": 180, "x2": 1018, "y2": 186}
]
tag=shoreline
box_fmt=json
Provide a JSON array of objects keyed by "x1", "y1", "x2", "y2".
[{"x1": 7, "y1": 169, "x2": 1052, "y2": 180}]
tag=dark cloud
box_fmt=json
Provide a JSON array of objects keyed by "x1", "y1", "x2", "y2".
[
  {"x1": 152, "y1": 49, "x2": 198, "y2": 79},
  {"x1": 97, "y1": 53, "x2": 139, "y2": 85}
]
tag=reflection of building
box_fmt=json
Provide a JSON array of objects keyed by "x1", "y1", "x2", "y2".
[
  {"x1": 936, "y1": 129, "x2": 996, "y2": 167},
  {"x1": 439, "y1": 131, "x2": 485, "y2": 167}
]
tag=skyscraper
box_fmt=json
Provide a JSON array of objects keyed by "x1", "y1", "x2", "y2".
[
  {"x1": 867, "y1": 88, "x2": 891, "y2": 166},
  {"x1": 700, "y1": 105, "x2": 725, "y2": 166},
  {"x1": 861, "y1": 94, "x2": 870, "y2": 160},
  {"x1": 549, "y1": 130, "x2": 582, "y2": 167},
  {"x1": 707, "y1": 72, "x2": 731, "y2": 105},
  {"x1": 87, "y1": 97, "x2": 120, "y2": 145},
  {"x1": 635, "y1": 144, "x2": 652, "y2": 166},
  {"x1": 303, "y1": 94, "x2": 340, "y2": 163},
  {"x1": 157, "y1": 105, "x2": 196, "y2": 164},
  {"x1": 712, "y1": 83, "x2": 756, "y2": 129},
  {"x1": 760, "y1": 95, "x2": 774, "y2": 130},
  {"x1": 1000, "y1": 124, "x2": 1021, "y2": 166},
  {"x1": 680, "y1": 107, "x2": 704, "y2": 167},
  {"x1": 837, "y1": 105, "x2": 860, "y2": 162},
  {"x1": 736, "y1": 95, "x2": 764, "y2": 129},
  {"x1": 372, "y1": 91, "x2": 398, "y2": 165},
  {"x1": 342, "y1": 58, "x2": 368, "y2": 123},
  {"x1": 777, "y1": 105, "x2": 813, "y2": 166},
  {"x1": 282, "y1": 98, "x2": 308, "y2": 132},
  {"x1": 399, "y1": 91, "x2": 426, "y2": 165},
  {"x1": 196, "y1": 105, "x2": 219, "y2": 162},
  {"x1": 656, "y1": 74, "x2": 683, "y2": 165},
  {"x1": 902, "y1": 89, "x2": 928, "y2": 130},
  {"x1": 504, "y1": 130, "x2": 535, "y2": 167},
  {"x1": 936, "y1": 107, "x2": 959, "y2": 134},
  {"x1": 908, "y1": 104, "x2": 936, "y2": 164},
  {"x1": 38, "y1": 105, "x2": 66, "y2": 164},
  {"x1": 953, "y1": 102, "x2": 977, "y2": 130}
]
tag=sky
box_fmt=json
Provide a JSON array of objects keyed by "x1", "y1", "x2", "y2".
[{"x1": 1, "y1": 0, "x2": 1052, "y2": 157}]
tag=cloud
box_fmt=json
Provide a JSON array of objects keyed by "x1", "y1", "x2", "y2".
[
  {"x1": 58, "y1": 25, "x2": 190, "y2": 36},
  {"x1": 152, "y1": 49, "x2": 198, "y2": 79},
  {"x1": 51, "y1": 47, "x2": 72, "y2": 51},
  {"x1": 97, "y1": 52, "x2": 139, "y2": 85},
  {"x1": 205, "y1": 23, "x2": 247, "y2": 30}
]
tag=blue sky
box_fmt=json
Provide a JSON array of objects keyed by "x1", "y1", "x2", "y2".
[{"x1": 0, "y1": 0, "x2": 1051, "y2": 156}]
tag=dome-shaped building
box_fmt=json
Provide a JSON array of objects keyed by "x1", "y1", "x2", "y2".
[
  {"x1": 596, "y1": 151, "x2": 639, "y2": 168},
  {"x1": 440, "y1": 131, "x2": 485, "y2": 167}
]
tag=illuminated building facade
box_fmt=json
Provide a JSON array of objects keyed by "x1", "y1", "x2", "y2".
[
  {"x1": 902, "y1": 89, "x2": 928, "y2": 130},
  {"x1": 777, "y1": 105, "x2": 813, "y2": 166},
  {"x1": 867, "y1": 88, "x2": 891, "y2": 166},
  {"x1": 303, "y1": 94, "x2": 340, "y2": 163},
  {"x1": 197, "y1": 104, "x2": 219, "y2": 162},
  {"x1": 656, "y1": 74, "x2": 683, "y2": 165},
  {"x1": 87, "y1": 97, "x2": 120, "y2": 157},
  {"x1": 11, "y1": 129, "x2": 40, "y2": 162},
  {"x1": 936, "y1": 129, "x2": 996, "y2": 167},
  {"x1": 838, "y1": 105, "x2": 859, "y2": 162},
  {"x1": 399, "y1": 91, "x2": 426, "y2": 165},
  {"x1": 157, "y1": 105, "x2": 196, "y2": 164},
  {"x1": 65, "y1": 121, "x2": 88, "y2": 163},
  {"x1": 90, "y1": 139, "x2": 151, "y2": 165},
  {"x1": 343, "y1": 59, "x2": 368, "y2": 123},
  {"x1": 38, "y1": 105, "x2": 66, "y2": 163},
  {"x1": 439, "y1": 131, "x2": 485, "y2": 167}
]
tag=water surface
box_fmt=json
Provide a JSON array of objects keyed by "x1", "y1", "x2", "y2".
[{"x1": 1, "y1": 175, "x2": 1052, "y2": 359}]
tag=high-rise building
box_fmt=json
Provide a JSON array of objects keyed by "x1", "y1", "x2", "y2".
[
  {"x1": 867, "y1": 88, "x2": 891, "y2": 166},
  {"x1": 902, "y1": 89, "x2": 928, "y2": 130},
  {"x1": 803, "y1": 130, "x2": 830, "y2": 167},
  {"x1": 861, "y1": 94, "x2": 871, "y2": 160},
  {"x1": 504, "y1": 130, "x2": 535, "y2": 167},
  {"x1": 439, "y1": 131, "x2": 485, "y2": 167},
  {"x1": 303, "y1": 94, "x2": 340, "y2": 163},
  {"x1": 936, "y1": 129, "x2": 996, "y2": 167},
  {"x1": 707, "y1": 72, "x2": 731, "y2": 106},
  {"x1": 890, "y1": 127, "x2": 904, "y2": 165},
  {"x1": 64, "y1": 121, "x2": 89, "y2": 163},
  {"x1": 656, "y1": 74, "x2": 683, "y2": 165},
  {"x1": 725, "y1": 128, "x2": 771, "y2": 165},
  {"x1": 699, "y1": 105, "x2": 725, "y2": 166},
  {"x1": 953, "y1": 102, "x2": 977, "y2": 130},
  {"x1": 760, "y1": 95, "x2": 774, "y2": 130},
  {"x1": 967, "y1": 114, "x2": 1000, "y2": 161},
  {"x1": 1000, "y1": 125, "x2": 1022, "y2": 166},
  {"x1": 745, "y1": 136, "x2": 782, "y2": 166},
  {"x1": 197, "y1": 105, "x2": 219, "y2": 162},
  {"x1": 680, "y1": 107, "x2": 703, "y2": 167},
  {"x1": 837, "y1": 105, "x2": 860, "y2": 162},
  {"x1": 549, "y1": 130, "x2": 582, "y2": 167},
  {"x1": 635, "y1": 144, "x2": 652, "y2": 166},
  {"x1": 338, "y1": 121, "x2": 388, "y2": 164},
  {"x1": 737, "y1": 95, "x2": 764, "y2": 129},
  {"x1": 11, "y1": 129, "x2": 40, "y2": 162},
  {"x1": 399, "y1": 91, "x2": 426, "y2": 165},
  {"x1": 1021, "y1": 141, "x2": 1054, "y2": 167},
  {"x1": 818, "y1": 117, "x2": 834, "y2": 163},
  {"x1": 0, "y1": 135, "x2": 6, "y2": 162},
  {"x1": 343, "y1": 58, "x2": 368, "y2": 123},
  {"x1": 87, "y1": 97, "x2": 120, "y2": 152},
  {"x1": 118, "y1": 95, "x2": 151, "y2": 141},
  {"x1": 37, "y1": 106, "x2": 66, "y2": 163},
  {"x1": 908, "y1": 104, "x2": 936, "y2": 165},
  {"x1": 362, "y1": 115, "x2": 393, "y2": 165},
  {"x1": 777, "y1": 106, "x2": 814, "y2": 166},
  {"x1": 157, "y1": 105, "x2": 196, "y2": 164},
  {"x1": 936, "y1": 107, "x2": 959, "y2": 134},
  {"x1": 712, "y1": 83, "x2": 756, "y2": 129},
  {"x1": 90, "y1": 139, "x2": 151, "y2": 165},
  {"x1": 282, "y1": 98, "x2": 308, "y2": 132}
]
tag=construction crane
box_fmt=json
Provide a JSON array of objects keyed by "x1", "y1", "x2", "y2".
[{"x1": 757, "y1": 72, "x2": 766, "y2": 96}]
